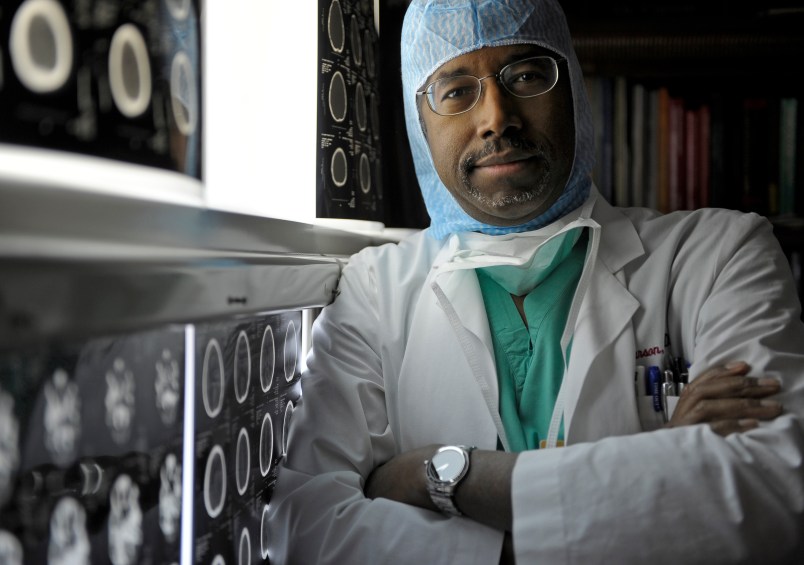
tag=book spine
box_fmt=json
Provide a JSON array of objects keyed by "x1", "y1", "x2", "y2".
[
  {"x1": 742, "y1": 98, "x2": 770, "y2": 215},
  {"x1": 697, "y1": 105, "x2": 711, "y2": 209},
  {"x1": 780, "y1": 98, "x2": 798, "y2": 216},
  {"x1": 658, "y1": 88, "x2": 671, "y2": 212},
  {"x1": 668, "y1": 96, "x2": 685, "y2": 211},
  {"x1": 614, "y1": 77, "x2": 630, "y2": 206},
  {"x1": 646, "y1": 88, "x2": 660, "y2": 211},
  {"x1": 685, "y1": 108, "x2": 697, "y2": 210},
  {"x1": 600, "y1": 78, "x2": 614, "y2": 203},
  {"x1": 630, "y1": 83, "x2": 646, "y2": 207}
]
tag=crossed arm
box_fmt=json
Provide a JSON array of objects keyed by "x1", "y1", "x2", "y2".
[
  {"x1": 270, "y1": 217, "x2": 803, "y2": 564},
  {"x1": 365, "y1": 362, "x2": 784, "y2": 561}
]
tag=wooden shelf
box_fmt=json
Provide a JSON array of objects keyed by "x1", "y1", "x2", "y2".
[
  {"x1": 566, "y1": 3, "x2": 804, "y2": 80},
  {"x1": 572, "y1": 31, "x2": 804, "y2": 80}
]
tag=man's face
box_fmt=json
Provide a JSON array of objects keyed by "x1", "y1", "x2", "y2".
[{"x1": 419, "y1": 44, "x2": 575, "y2": 227}]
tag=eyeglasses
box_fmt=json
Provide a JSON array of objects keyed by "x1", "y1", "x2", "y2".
[{"x1": 416, "y1": 55, "x2": 565, "y2": 117}]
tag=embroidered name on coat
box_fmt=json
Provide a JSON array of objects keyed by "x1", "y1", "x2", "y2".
[{"x1": 636, "y1": 346, "x2": 665, "y2": 359}]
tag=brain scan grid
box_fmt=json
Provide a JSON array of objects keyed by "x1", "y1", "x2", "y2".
[{"x1": 0, "y1": 310, "x2": 303, "y2": 565}]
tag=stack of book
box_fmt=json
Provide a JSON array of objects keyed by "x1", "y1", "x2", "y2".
[{"x1": 584, "y1": 76, "x2": 802, "y2": 219}]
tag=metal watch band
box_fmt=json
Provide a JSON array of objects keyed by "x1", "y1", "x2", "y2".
[
  {"x1": 424, "y1": 445, "x2": 476, "y2": 517},
  {"x1": 429, "y1": 483, "x2": 463, "y2": 516}
]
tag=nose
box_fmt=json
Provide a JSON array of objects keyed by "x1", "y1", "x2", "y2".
[{"x1": 474, "y1": 76, "x2": 523, "y2": 140}]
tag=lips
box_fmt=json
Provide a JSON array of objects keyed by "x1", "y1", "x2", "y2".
[{"x1": 472, "y1": 150, "x2": 536, "y2": 169}]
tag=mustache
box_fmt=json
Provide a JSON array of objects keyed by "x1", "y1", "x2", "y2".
[{"x1": 460, "y1": 136, "x2": 549, "y2": 175}]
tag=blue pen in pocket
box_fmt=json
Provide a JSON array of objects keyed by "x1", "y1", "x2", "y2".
[{"x1": 647, "y1": 366, "x2": 663, "y2": 413}]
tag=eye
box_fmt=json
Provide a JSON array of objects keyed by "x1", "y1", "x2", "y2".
[
  {"x1": 431, "y1": 77, "x2": 479, "y2": 104},
  {"x1": 510, "y1": 71, "x2": 546, "y2": 84},
  {"x1": 502, "y1": 58, "x2": 558, "y2": 96},
  {"x1": 442, "y1": 85, "x2": 476, "y2": 101}
]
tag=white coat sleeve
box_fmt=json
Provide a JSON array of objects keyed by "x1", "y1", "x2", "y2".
[
  {"x1": 511, "y1": 214, "x2": 804, "y2": 564},
  {"x1": 266, "y1": 252, "x2": 503, "y2": 565}
]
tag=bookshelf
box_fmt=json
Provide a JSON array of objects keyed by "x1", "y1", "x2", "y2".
[{"x1": 562, "y1": 0, "x2": 804, "y2": 307}]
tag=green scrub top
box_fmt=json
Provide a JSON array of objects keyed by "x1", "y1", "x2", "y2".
[{"x1": 476, "y1": 233, "x2": 587, "y2": 452}]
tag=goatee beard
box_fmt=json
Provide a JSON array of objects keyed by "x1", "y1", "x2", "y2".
[{"x1": 459, "y1": 136, "x2": 553, "y2": 209}]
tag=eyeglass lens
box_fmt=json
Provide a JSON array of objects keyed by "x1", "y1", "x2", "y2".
[{"x1": 426, "y1": 56, "x2": 559, "y2": 116}]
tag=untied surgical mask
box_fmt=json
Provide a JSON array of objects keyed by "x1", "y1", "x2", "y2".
[{"x1": 434, "y1": 192, "x2": 600, "y2": 297}]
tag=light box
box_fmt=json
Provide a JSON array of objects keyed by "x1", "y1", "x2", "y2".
[
  {"x1": 204, "y1": 0, "x2": 385, "y2": 230},
  {"x1": 0, "y1": 0, "x2": 203, "y2": 206}
]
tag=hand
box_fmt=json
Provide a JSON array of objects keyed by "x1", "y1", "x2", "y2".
[
  {"x1": 666, "y1": 361, "x2": 783, "y2": 436},
  {"x1": 364, "y1": 444, "x2": 440, "y2": 511}
]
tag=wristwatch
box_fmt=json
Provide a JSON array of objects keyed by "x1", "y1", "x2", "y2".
[{"x1": 424, "y1": 445, "x2": 475, "y2": 516}]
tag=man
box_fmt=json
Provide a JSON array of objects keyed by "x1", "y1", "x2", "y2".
[{"x1": 268, "y1": 1, "x2": 804, "y2": 563}]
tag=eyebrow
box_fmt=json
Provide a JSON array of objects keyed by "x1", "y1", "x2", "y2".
[
  {"x1": 430, "y1": 47, "x2": 552, "y2": 82},
  {"x1": 431, "y1": 67, "x2": 472, "y2": 81}
]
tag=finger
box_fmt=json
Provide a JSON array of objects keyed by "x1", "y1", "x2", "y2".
[
  {"x1": 685, "y1": 376, "x2": 781, "y2": 400},
  {"x1": 688, "y1": 398, "x2": 783, "y2": 424},
  {"x1": 708, "y1": 419, "x2": 760, "y2": 437},
  {"x1": 681, "y1": 362, "x2": 752, "y2": 397},
  {"x1": 694, "y1": 361, "x2": 752, "y2": 384}
]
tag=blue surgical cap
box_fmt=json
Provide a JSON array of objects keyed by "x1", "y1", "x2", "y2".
[{"x1": 401, "y1": 0, "x2": 594, "y2": 239}]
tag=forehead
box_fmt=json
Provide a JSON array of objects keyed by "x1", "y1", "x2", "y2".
[{"x1": 427, "y1": 43, "x2": 559, "y2": 83}]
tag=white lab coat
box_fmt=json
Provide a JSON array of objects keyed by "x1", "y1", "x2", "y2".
[{"x1": 268, "y1": 193, "x2": 804, "y2": 564}]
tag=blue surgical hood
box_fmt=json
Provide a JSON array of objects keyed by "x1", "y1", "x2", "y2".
[{"x1": 400, "y1": 0, "x2": 595, "y2": 239}]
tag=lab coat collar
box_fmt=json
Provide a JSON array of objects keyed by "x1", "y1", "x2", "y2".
[{"x1": 588, "y1": 188, "x2": 645, "y2": 274}]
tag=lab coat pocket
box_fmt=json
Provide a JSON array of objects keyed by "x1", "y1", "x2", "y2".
[{"x1": 636, "y1": 395, "x2": 679, "y2": 431}]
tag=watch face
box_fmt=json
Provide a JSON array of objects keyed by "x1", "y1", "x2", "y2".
[{"x1": 432, "y1": 448, "x2": 465, "y2": 482}]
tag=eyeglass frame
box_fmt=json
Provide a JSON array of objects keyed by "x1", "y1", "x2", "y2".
[{"x1": 415, "y1": 55, "x2": 567, "y2": 117}]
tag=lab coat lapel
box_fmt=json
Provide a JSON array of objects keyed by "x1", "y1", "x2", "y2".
[
  {"x1": 435, "y1": 267, "x2": 495, "y2": 363},
  {"x1": 430, "y1": 266, "x2": 510, "y2": 450},
  {"x1": 563, "y1": 199, "x2": 645, "y2": 441},
  {"x1": 395, "y1": 265, "x2": 502, "y2": 451}
]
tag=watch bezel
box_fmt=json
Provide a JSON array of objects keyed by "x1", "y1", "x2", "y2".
[{"x1": 427, "y1": 445, "x2": 470, "y2": 484}]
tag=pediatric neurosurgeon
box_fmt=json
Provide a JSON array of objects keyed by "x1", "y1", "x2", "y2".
[{"x1": 267, "y1": 1, "x2": 804, "y2": 563}]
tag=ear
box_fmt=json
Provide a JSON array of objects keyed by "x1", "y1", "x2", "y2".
[
  {"x1": 416, "y1": 95, "x2": 429, "y2": 141},
  {"x1": 418, "y1": 108, "x2": 428, "y2": 140}
]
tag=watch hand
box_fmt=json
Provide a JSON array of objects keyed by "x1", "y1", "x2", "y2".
[{"x1": 436, "y1": 463, "x2": 450, "y2": 472}]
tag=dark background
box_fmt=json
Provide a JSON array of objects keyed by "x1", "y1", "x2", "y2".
[{"x1": 377, "y1": 0, "x2": 804, "y2": 228}]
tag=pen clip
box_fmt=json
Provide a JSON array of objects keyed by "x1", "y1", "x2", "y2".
[
  {"x1": 661, "y1": 381, "x2": 674, "y2": 423},
  {"x1": 663, "y1": 370, "x2": 677, "y2": 397}
]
